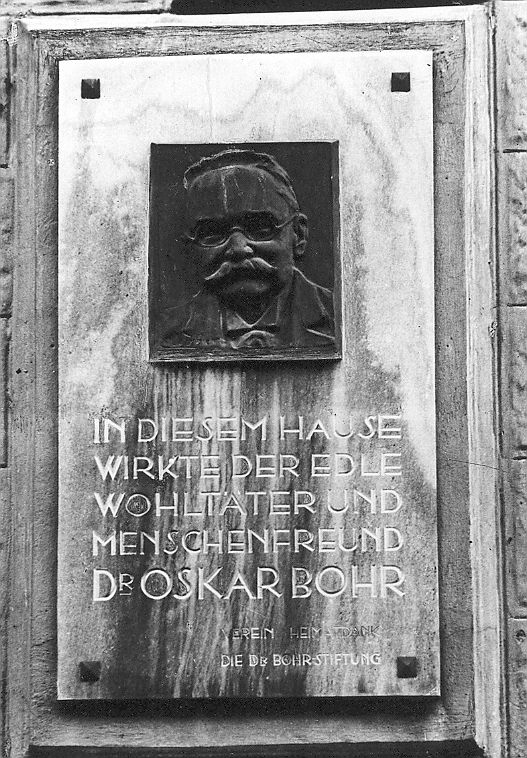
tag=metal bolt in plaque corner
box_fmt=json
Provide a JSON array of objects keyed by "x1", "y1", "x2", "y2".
[{"x1": 57, "y1": 50, "x2": 439, "y2": 699}]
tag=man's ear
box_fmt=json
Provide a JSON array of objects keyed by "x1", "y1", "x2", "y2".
[{"x1": 293, "y1": 213, "x2": 308, "y2": 261}]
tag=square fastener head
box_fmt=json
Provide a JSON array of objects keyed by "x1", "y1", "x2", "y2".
[
  {"x1": 391, "y1": 72, "x2": 411, "y2": 92},
  {"x1": 396, "y1": 656, "x2": 418, "y2": 678},
  {"x1": 79, "y1": 660, "x2": 101, "y2": 682},
  {"x1": 81, "y1": 79, "x2": 100, "y2": 99}
]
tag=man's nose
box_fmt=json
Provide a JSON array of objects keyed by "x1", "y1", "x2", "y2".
[{"x1": 225, "y1": 230, "x2": 253, "y2": 259}]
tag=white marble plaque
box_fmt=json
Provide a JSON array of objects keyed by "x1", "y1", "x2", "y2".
[{"x1": 58, "y1": 50, "x2": 438, "y2": 699}]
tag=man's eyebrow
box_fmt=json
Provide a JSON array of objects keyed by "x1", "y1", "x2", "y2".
[
  {"x1": 190, "y1": 210, "x2": 280, "y2": 228},
  {"x1": 195, "y1": 211, "x2": 275, "y2": 222},
  {"x1": 192, "y1": 216, "x2": 229, "y2": 225},
  {"x1": 243, "y1": 210, "x2": 279, "y2": 219}
]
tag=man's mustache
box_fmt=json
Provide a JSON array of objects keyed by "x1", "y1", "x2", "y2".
[{"x1": 204, "y1": 257, "x2": 277, "y2": 283}]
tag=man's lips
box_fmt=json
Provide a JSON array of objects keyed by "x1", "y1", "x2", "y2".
[{"x1": 204, "y1": 257, "x2": 277, "y2": 283}]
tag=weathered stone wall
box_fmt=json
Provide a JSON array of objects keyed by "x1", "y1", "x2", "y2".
[
  {"x1": 497, "y1": 3, "x2": 527, "y2": 755},
  {"x1": 0, "y1": 1, "x2": 524, "y2": 755}
]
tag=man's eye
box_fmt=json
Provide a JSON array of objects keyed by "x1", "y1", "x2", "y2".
[
  {"x1": 247, "y1": 222, "x2": 276, "y2": 241},
  {"x1": 194, "y1": 224, "x2": 227, "y2": 246},
  {"x1": 199, "y1": 232, "x2": 226, "y2": 246}
]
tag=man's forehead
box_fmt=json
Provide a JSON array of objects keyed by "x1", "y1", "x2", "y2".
[{"x1": 185, "y1": 165, "x2": 292, "y2": 220}]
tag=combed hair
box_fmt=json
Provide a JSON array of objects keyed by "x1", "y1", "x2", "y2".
[{"x1": 183, "y1": 148, "x2": 300, "y2": 211}]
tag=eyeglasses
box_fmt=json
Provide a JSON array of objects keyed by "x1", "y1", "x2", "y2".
[{"x1": 185, "y1": 212, "x2": 297, "y2": 248}]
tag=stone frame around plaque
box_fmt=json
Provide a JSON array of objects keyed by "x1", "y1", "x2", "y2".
[
  {"x1": 148, "y1": 141, "x2": 342, "y2": 363},
  {"x1": 9, "y1": 8, "x2": 502, "y2": 757}
]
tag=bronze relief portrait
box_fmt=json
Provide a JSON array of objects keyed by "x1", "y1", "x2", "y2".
[{"x1": 149, "y1": 142, "x2": 341, "y2": 362}]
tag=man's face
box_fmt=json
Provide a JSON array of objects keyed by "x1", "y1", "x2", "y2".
[{"x1": 184, "y1": 165, "x2": 304, "y2": 303}]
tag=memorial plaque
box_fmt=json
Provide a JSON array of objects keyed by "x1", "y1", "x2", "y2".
[
  {"x1": 58, "y1": 50, "x2": 439, "y2": 699},
  {"x1": 149, "y1": 141, "x2": 341, "y2": 362}
]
